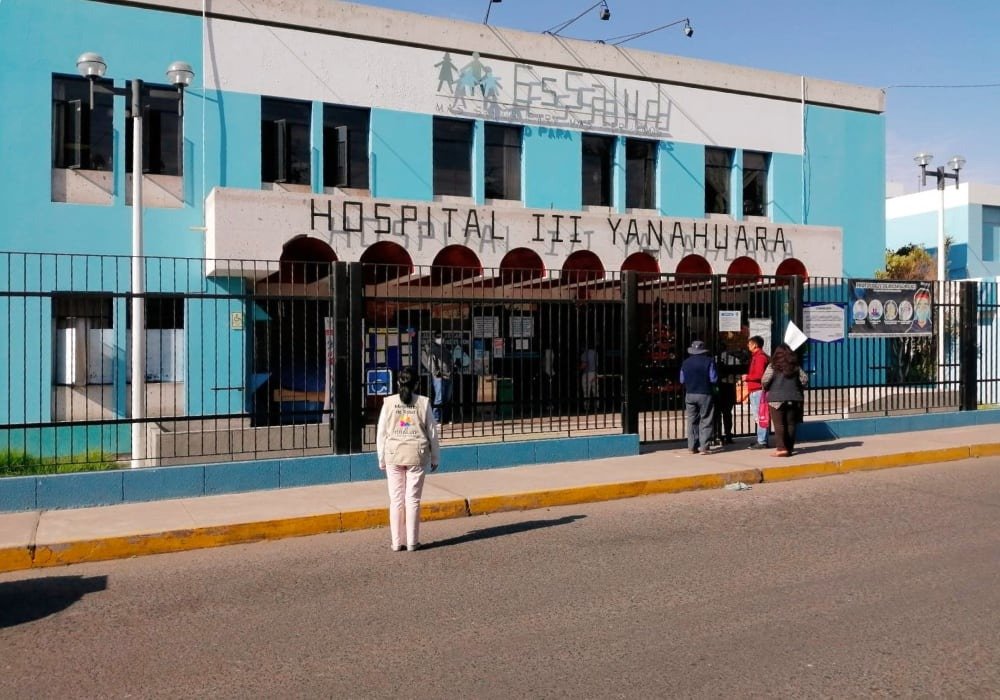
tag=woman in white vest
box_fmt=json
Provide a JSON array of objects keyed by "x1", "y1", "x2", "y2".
[{"x1": 376, "y1": 368, "x2": 441, "y2": 551}]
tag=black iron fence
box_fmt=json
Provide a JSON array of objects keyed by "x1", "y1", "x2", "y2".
[{"x1": 0, "y1": 252, "x2": 992, "y2": 473}]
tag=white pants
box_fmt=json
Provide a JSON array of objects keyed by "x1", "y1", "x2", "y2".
[
  {"x1": 581, "y1": 371, "x2": 598, "y2": 399},
  {"x1": 385, "y1": 464, "x2": 427, "y2": 548}
]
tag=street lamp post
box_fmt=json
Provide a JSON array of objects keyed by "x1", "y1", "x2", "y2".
[
  {"x1": 914, "y1": 152, "x2": 965, "y2": 386},
  {"x1": 76, "y1": 53, "x2": 194, "y2": 468}
]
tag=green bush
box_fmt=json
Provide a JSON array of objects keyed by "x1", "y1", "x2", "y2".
[{"x1": 0, "y1": 451, "x2": 122, "y2": 478}]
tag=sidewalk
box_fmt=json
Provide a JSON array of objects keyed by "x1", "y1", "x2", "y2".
[{"x1": 2, "y1": 425, "x2": 998, "y2": 574}]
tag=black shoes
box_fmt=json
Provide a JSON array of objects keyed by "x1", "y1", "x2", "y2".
[{"x1": 746, "y1": 442, "x2": 768, "y2": 450}]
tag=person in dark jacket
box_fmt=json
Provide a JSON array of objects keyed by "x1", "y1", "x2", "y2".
[
  {"x1": 761, "y1": 343, "x2": 809, "y2": 457},
  {"x1": 680, "y1": 339, "x2": 718, "y2": 455}
]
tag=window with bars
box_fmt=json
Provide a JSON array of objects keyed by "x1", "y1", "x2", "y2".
[
  {"x1": 262, "y1": 97, "x2": 312, "y2": 185},
  {"x1": 582, "y1": 134, "x2": 614, "y2": 207},
  {"x1": 705, "y1": 147, "x2": 734, "y2": 215},
  {"x1": 484, "y1": 123, "x2": 522, "y2": 201},
  {"x1": 433, "y1": 117, "x2": 473, "y2": 197},
  {"x1": 323, "y1": 104, "x2": 370, "y2": 189}
]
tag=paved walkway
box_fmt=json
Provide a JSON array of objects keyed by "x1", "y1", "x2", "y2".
[{"x1": 2, "y1": 425, "x2": 998, "y2": 574}]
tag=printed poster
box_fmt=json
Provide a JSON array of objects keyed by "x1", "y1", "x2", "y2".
[{"x1": 848, "y1": 280, "x2": 934, "y2": 337}]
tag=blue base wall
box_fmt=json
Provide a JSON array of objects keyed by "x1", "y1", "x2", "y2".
[{"x1": 0, "y1": 434, "x2": 639, "y2": 512}]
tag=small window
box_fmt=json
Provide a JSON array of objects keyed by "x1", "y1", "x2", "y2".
[
  {"x1": 53, "y1": 295, "x2": 114, "y2": 386},
  {"x1": 705, "y1": 147, "x2": 734, "y2": 215},
  {"x1": 52, "y1": 75, "x2": 113, "y2": 170},
  {"x1": 262, "y1": 97, "x2": 311, "y2": 185},
  {"x1": 144, "y1": 296, "x2": 185, "y2": 383},
  {"x1": 484, "y1": 123, "x2": 522, "y2": 200},
  {"x1": 124, "y1": 82, "x2": 183, "y2": 176},
  {"x1": 983, "y1": 206, "x2": 1000, "y2": 262},
  {"x1": 433, "y1": 117, "x2": 473, "y2": 197},
  {"x1": 743, "y1": 151, "x2": 770, "y2": 217},
  {"x1": 323, "y1": 105, "x2": 370, "y2": 189},
  {"x1": 626, "y1": 138, "x2": 656, "y2": 210},
  {"x1": 582, "y1": 134, "x2": 614, "y2": 207}
]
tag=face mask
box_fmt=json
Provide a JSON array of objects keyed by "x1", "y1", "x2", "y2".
[{"x1": 916, "y1": 307, "x2": 930, "y2": 322}]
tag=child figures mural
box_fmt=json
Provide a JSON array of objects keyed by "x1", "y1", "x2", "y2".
[{"x1": 435, "y1": 51, "x2": 502, "y2": 114}]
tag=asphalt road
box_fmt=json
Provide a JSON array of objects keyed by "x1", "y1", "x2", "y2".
[{"x1": 2, "y1": 458, "x2": 999, "y2": 698}]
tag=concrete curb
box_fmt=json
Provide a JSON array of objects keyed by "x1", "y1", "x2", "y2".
[{"x1": 2, "y1": 444, "x2": 997, "y2": 574}]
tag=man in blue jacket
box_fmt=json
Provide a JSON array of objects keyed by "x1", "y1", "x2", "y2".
[{"x1": 680, "y1": 339, "x2": 718, "y2": 455}]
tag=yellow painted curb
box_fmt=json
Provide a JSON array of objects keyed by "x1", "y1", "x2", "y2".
[
  {"x1": 970, "y1": 443, "x2": 1000, "y2": 458},
  {"x1": 0, "y1": 546, "x2": 33, "y2": 573},
  {"x1": 467, "y1": 471, "x2": 764, "y2": 516},
  {"x1": 29, "y1": 513, "x2": 347, "y2": 569},
  {"x1": 839, "y1": 446, "x2": 970, "y2": 473},
  {"x1": 762, "y1": 461, "x2": 840, "y2": 482},
  {"x1": 421, "y1": 499, "x2": 470, "y2": 522}
]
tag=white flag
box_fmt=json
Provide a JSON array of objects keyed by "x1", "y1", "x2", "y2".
[{"x1": 784, "y1": 321, "x2": 808, "y2": 351}]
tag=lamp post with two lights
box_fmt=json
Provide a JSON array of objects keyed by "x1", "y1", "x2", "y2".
[{"x1": 76, "y1": 52, "x2": 194, "y2": 468}]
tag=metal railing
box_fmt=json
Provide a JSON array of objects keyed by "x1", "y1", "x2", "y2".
[{"x1": 0, "y1": 251, "x2": 989, "y2": 474}]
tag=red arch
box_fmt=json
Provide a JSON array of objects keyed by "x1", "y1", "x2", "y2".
[
  {"x1": 431, "y1": 245, "x2": 483, "y2": 284},
  {"x1": 776, "y1": 258, "x2": 809, "y2": 281},
  {"x1": 561, "y1": 250, "x2": 605, "y2": 284},
  {"x1": 675, "y1": 254, "x2": 712, "y2": 276},
  {"x1": 621, "y1": 252, "x2": 660, "y2": 275},
  {"x1": 727, "y1": 256, "x2": 762, "y2": 281},
  {"x1": 360, "y1": 241, "x2": 414, "y2": 285},
  {"x1": 273, "y1": 236, "x2": 337, "y2": 283},
  {"x1": 499, "y1": 248, "x2": 545, "y2": 284}
]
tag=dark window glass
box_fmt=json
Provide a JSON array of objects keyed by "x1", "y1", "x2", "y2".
[
  {"x1": 983, "y1": 206, "x2": 1000, "y2": 262},
  {"x1": 323, "y1": 105, "x2": 369, "y2": 189},
  {"x1": 743, "y1": 151, "x2": 769, "y2": 217},
  {"x1": 705, "y1": 147, "x2": 734, "y2": 215},
  {"x1": 626, "y1": 138, "x2": 656, "y2": 210},
  {"x1": 124, "y1": 82, "x2": 183, "y2": 176},
  {"x1": 484, "y1": 123, "x2": 521, "y2": 200},
  {"x1": 145, "y1": 296, "x2": 185, "y2": 330},
  {"x1": 433, "y1": 117, "x2": 473, "y2": 197},
  {"x1": 52, "y1": 75, "x2": 114, "y2": 170},
  {"x1": 582, "y1": 134, "x2": 614, "y2": 207},
  {"x1": 262, "y1": 97, "x2": 311, "y2": 185}
]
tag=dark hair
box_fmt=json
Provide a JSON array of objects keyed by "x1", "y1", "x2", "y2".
[
  {"x1": 397, "y1": 368, "x2": 416, "y2": 389},
  {"x1": 769, "y1": 343, "x2": 800, "y2": 378},
  {"x1": 749, "y1": 335, "x2": 765, "y2": 349}
]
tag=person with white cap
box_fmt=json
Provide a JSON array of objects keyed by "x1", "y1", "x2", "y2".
[{"x1": 679, "y1": 339, "x2": 718, "y2": 455}]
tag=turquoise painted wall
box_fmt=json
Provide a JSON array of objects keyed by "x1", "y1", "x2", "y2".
[
  {"x1": 659, "y1": 141, "x2": 704, "y2": 218},
  {"x1": 186, "y1": 277, "x2": 248, "y2": 416},
  {"x1": 731, "y1": 149, "x2": 744, "y2": 219},
  {"x1": 613, "y1": 137, "x2": 626, "y2": 214},
  {"x1": 522, "y1": 126, "x2": 581, "y2": 210},
  {"x1": 804, "y1": 105, "x2": 885, "y2": 277},
  {"x1": 370, "y1": 108, "x2": 432, "y2": 200},
  {"x1": 769, "y1": 153, "x2": 803, "y2": 224},
  {"x1": 473, "y1": 120, "x2": 486, "y2": 205}
]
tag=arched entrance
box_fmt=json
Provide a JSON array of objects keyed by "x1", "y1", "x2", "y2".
[
  {"x1": 431, "y1": 245, "x2": 483, "y2": 285},
  {"x1": 360, "y1": 240, "x2": 414, "y2": 286},
  {"x1": 561, "y1": 250, "x2": 605, "y2": 284},
  {"x1": 776, "y1": 258, "x2": 809, "y2": 281},
  {"x1": 675, "y1": 254, "x2": 712, "y2": 277},
  {"x1": 499, "y1": 248, "x2": 545, "y2": 284},
  {"x1": 726, "y1": 256, "x2": 762, "y2": 283}
]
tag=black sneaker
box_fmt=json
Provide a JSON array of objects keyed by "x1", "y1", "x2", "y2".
[{"x1": 747, "y1": 442, "x2": 767, "y2": 450}]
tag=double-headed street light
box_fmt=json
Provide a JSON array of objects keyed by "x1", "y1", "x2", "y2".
[
  {"x1": 914, "y1": 152, "x2": 965, "y2": 386},
  {"x1": 77, "y1": 53, "x2": 194, "y2": 468}
]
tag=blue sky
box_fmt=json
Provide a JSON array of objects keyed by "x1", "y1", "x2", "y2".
[{"x1": 354, "y1": 0, "x2": 1000, "y2": 193}]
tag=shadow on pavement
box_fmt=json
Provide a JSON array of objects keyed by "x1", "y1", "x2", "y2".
[
  {"x1": 425, "y1": 515, "x2": 586, "y2": 550},
  {"x1": 0, "y1": 575, "x2": 108, "y2": 628},
  {"x1": 791, "y1": 440, "x2": 864, "y2": 454}
]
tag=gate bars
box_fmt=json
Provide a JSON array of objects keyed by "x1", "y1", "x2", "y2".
[{"x1": 0, "y1": 251, "x2": 991, "y2": 472}]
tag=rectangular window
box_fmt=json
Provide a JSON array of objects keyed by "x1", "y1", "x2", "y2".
[
  {"x1": 433, "y1": 117, "x2": 473, "y2": 197},
  {"x1": 52, "y1": 75, "x2": 113, "y2": 170},
  {"x1": 484, "y1": 123, "x2": 522, "y2": 200},
  {"x1": 124, "y1": 82, "x2": 183, "y2": 176},
  {"x1": 626, "y1": 138, "x2": 657, "y2": 210},
  {"x1": 743, "y1": 151, "x2": 770, "y2": 217},
  {"x1": 323, "y1": 104, "x2": 370, "y2": 189},
  {"x1": 262, "y1": 97, "x2": 312, "y2": 185},
  {"x1": 983, "y1": 206, "x2": 1000, "y2": 262},
  {"x1": 582, "y1": 134, "x2": 614, "y2": 207},
  {"x1": 705, "y1": 147, "x2": 734, "y2": 215},
  {"x1": 53, "y1": 295, "x2": 114, "y2": 386},
  {"x1": 144, "y1": 296, "x2": 185, "y2": 383}
]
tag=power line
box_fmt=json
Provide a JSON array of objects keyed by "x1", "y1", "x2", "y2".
[{"x1": 885, "y1": 82, "x2": 1000, "y2": 90}]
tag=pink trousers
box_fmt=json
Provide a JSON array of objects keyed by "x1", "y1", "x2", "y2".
[{"x1": 385, "y1": 465, "x2": 427, "y2": 548}]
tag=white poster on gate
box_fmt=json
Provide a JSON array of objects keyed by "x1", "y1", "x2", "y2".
[{"x1": 748, "y1": 318, "x2": 772, "y2": 355}]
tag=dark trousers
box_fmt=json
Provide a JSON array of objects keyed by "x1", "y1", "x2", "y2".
[
  {"x1": 713, "y1": 382, "x2": 736, "y2": 441},
  {"x1": 769, "y1": 401, "x2": 803, "y2": 453}
]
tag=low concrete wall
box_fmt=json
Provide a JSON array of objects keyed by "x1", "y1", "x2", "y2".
[{"x1": 0, "y1": 434, "x2": 639, "y2": 513}]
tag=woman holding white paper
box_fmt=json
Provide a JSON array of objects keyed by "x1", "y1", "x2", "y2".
[{"x1": 761, "y1": 343, "x2": 809, "y2": 457}]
